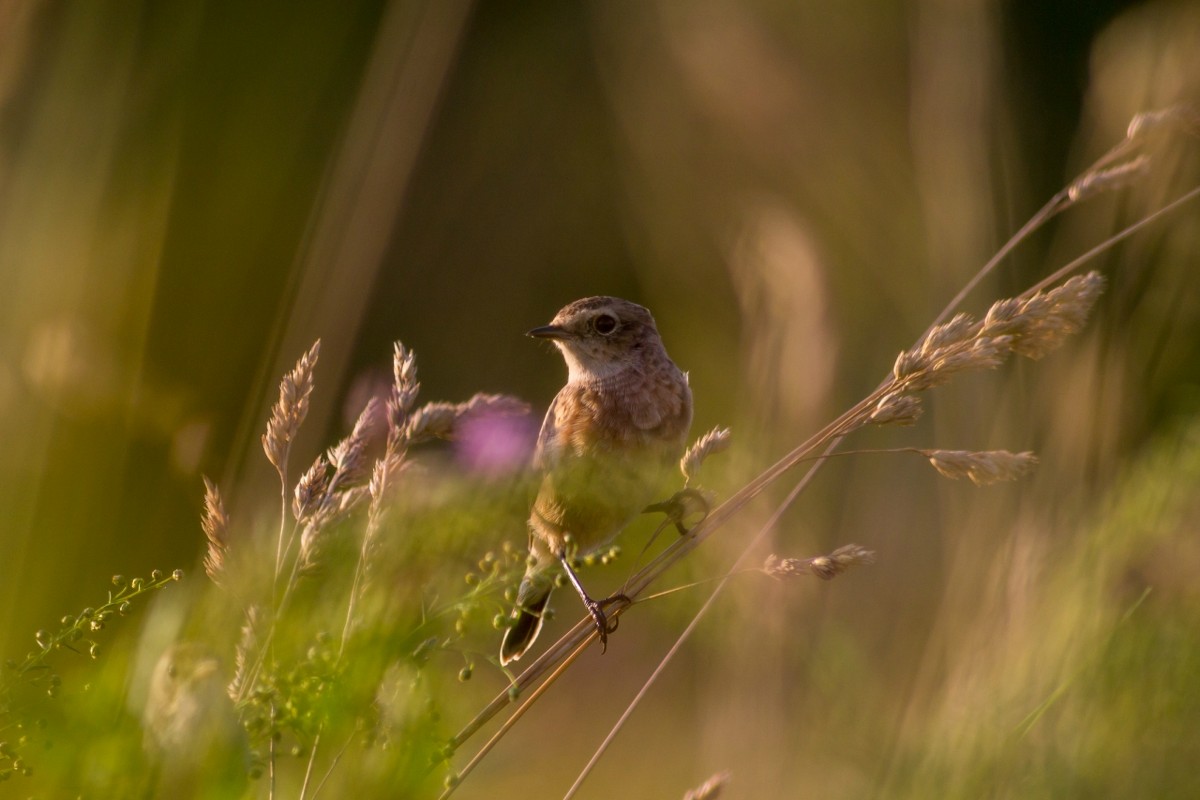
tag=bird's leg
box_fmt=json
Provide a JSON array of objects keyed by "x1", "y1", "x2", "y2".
[
  {"x1": 557, "y1": 553, "x2": 630, "y2": 654},
  {"x1": 644, "y1": 487, "x2": 710, "y2": 535}
]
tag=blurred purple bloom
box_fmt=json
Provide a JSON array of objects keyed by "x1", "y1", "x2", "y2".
[{"x1": 455, "y1": 409, "x2": 537, "y2": 475}]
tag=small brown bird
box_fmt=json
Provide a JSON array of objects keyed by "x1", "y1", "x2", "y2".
[{"x1": 500, "y1": 297, "x2": 693, "y2": 665}]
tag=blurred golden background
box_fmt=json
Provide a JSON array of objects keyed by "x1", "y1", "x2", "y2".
[{"x1": 1, "y1": 0, "x2": 1198, "y2": 797}]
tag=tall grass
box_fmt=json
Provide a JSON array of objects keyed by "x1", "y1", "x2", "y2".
[
  {"x1": 3, "y1": 3, "x2": 1200, "y2": 798},
  {"x1": 2, "y1": 105, "x2": 1196, "y2": 798}
]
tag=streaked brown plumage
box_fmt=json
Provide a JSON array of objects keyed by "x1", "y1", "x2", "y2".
[{"x1": 500, "y1": 297, "x2": 692, "y2": 665}]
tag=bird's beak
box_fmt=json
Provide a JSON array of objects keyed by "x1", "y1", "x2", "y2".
[{"x1": 526, "y1": 324, "x2": 571, "y2": 340}]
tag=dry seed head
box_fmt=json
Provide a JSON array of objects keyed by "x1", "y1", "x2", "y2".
[
  {"x1": 1125, "y1": 105, "x2": 1200, "y2": 140},
  {"x1": 1019, "y1": 272, "x2": 1105, "y2": 358},
  {"x1": 763, "y1": 544, "x2": 875, "y2": 581},
  {"x1": 328, "y1": 397, "x2": 383, "y2": 486},
  {"x1": 681, "y1": 426, "x2": 733, "y2": 485},
  {"x1": 892, "y1": 348, "x2": 931, "y2": 383},
  {"x1": 405, "y1": 401, "x2": 459, "y2": 442},
  {"x1": 983, "y1": 272, "x2": 1105, "y2": 359},
  {"x1": 227, "y1": 604, "x2": 262, "y2": 701},
  {"x1": 200, "y1": 476, "x2": 229, "y2": 585},
  {"x1": 406, "y1": 393, "x2": 529, "y2": 443},
  {"x1": 683, "y1": 771, "x2": 731, "y2": 800},
  {"x1": 388, "y1": 343, "x2": 420, "y2": 436},
  {"x1": 336, "y1": 483, "x2": 372, "y2": 518},
  {"x1": 298, "y1": 523, "x2": 324, "y2": 575},
  {"x1": 895, "y1": 272, "x2": 1103, "y2": 393},
  {"x1": 293, "y1": 455, "x2": 330, "y2": 523},
  {"x1": 304, "y1": 484, "x2": 372, "y2": 534},
  {"x1": 1067, "y1": 156, "x2": 1150, "y2": 203},
  {"x1": 370, "y1": 451, "x2": 408, "y2": 504},
  {"x1": 923, "y1": 449, "x2": 1038, "y2": 486},
  {"x1": 262, "y1": 340, "x2": 321, "y2": 472},
  {"x1": 982, "y1": 297, "x2": 1021, "y2": 331},
  {"x1": 894, "y1": 334, "x2": 1013, "y2": 392},
  {"x1": 869, "y1": 392, "x2": 923, "y2": 426},
  {"x1": 920, "y1": 312, "x2": 976, "y2": 354},
  {"x1": 367, "y1": 456, "x2": 391, "y2": 512},
  {"x1": 361, "y1": 452, "x2": 408, "y2": 583},
  {"x1": 937, "y1": 335, "x2": 1013, "y2": 374}
]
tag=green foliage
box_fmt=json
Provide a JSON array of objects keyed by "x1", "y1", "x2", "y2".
[
  {"x1": 0, "y1": 569, "x2": 182, "y2": 784},
  {"x1": 881, "y1": 420, "x2": 1200, "y2": 799}
]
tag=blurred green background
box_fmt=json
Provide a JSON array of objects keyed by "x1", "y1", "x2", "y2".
[{"x1": 1, "y1": 0, "x2": 1199, "y2": 797}]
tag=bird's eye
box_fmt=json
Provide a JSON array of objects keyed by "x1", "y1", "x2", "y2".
[{"x1": 594, "y1": 313, "x2": 618, "y2": 335}]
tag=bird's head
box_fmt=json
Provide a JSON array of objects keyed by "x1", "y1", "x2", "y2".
[{"x1": 528, "y1": 296, "x2": 664, "y2": 382}]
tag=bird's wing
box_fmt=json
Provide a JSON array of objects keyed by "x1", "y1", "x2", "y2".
[{"x1": 532, "y1": 390, "x2": 563, "y2": 471}]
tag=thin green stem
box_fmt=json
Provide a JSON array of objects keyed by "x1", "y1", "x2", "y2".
[
  {"x1": 299, "y1": 729, "x2": 322, "y2": 800},
  {"x1": 274, "y1": 450, "x2": 291, "y2": 580},
  {"x1": 440, "y1": 636, "x2": 594, "y2": 799}
]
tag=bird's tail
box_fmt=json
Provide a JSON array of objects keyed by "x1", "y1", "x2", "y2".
[{"x1": 500, "y1": 577, "x2": 553, "y2": 666}]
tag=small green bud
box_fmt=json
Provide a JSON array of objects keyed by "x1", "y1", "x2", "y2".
[{"x1": 171, "y1": 569, "x2": 184, "y2": 581}]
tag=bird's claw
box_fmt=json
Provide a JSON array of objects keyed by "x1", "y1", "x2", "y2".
[
  {"x1": 645, "y1": 488, "x2": 711, "y2": 535},
  {"x1": 586, "y1": 593, "x2": 631, "y2": 654}
]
